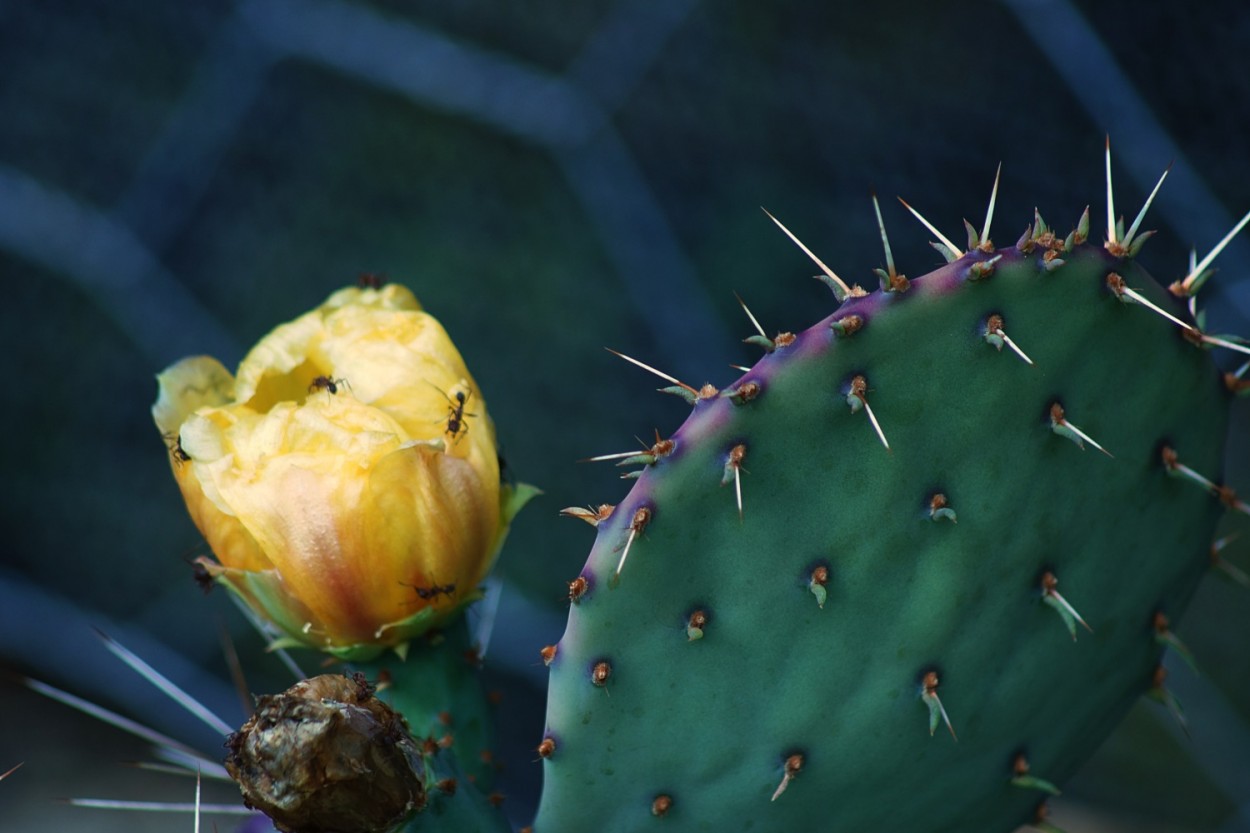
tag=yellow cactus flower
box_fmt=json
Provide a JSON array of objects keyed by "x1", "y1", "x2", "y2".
[{"x1": 152, "y1": 283, "x2": 534, "y2": 660}]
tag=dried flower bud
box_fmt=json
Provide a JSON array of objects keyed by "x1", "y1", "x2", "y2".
[{"x1": 225, "y1": 674, "x2": 424, "y2": 833}]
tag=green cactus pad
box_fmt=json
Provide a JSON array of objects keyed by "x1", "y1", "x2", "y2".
[{"x1": 534, "y1": 236, "x2": 1231, "y2": 832}]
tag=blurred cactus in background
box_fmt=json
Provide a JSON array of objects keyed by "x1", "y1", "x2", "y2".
[{"x1": 1, "y1": 2, "x2": 1248, "y2": 832}]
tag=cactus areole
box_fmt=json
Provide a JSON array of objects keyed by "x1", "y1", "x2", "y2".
[{"x1": 536, "y1": 192, "x2": 1240, "y2": 832}]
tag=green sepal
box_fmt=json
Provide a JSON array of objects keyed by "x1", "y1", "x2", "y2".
[
  {"x1": 501, "y1": 481, "x2": 542, "y2": 527},
  {"x1": 209, "y1": 563, "x2": 485, "y2": 662}
]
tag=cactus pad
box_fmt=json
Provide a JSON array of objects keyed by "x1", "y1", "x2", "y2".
[{"x1": 534, "y1": 212, "x2": 1233, "y2": 832}]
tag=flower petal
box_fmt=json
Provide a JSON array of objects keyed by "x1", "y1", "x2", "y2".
[{"x1": 151, "y1": 356, "x2": 234, "y2": 437}]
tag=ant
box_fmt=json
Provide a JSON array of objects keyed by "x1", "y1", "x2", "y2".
[
  {"x1": 189, "y1": 560, "x2": 214, "y2": 594},
  {"x1": 163, "y1": 432, "x2": 191, "y2": 466},
  {"x1": 401, "y1": 580, "x2": 457, "y2": 601},
  {"x1": 497, "y1": 449, "x2": 514, "y2": 485},
  {"x1": 427, "y1": 382, "x2": 476, "y2": 442},
  {"x1": 308, "y1": 375, "x2": 350, "y2": 395}
]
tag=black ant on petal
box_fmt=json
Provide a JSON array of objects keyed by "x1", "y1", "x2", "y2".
[
  {"x1": 163, "y1": 432, "x2": 191, "y2": 466},
  {"x1": 401, "y1": 580, "x2": 457, "y2": 601},
  {"x1": 427, "y1": 381, "x2": 476, "y2": 443},
  {"x1": 309, "y1": 375, "x2": 350, "y2": 396}
]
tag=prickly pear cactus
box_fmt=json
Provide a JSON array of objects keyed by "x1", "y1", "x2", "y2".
[{"x1": 534, "y1": 168, "x2": 1244, "y2": 832}]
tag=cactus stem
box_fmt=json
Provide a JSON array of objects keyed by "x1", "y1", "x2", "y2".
[
  {"x1": 979, "y1": 162, "x2": 1002, "y2": 250},
  {"x1": 1040, "y1": 571, "x2": 1093, "y2": 640},
  {"x1": 847, "y1": 375, "x2": 890, "y2": 451},
  {"x1": 605, "y1": 348, "x2": 714, "y2": 403},
  {"x1": 559, "y1": 504, "x2": 616, "y2": 527},
  {"x1": 760, "y1": 207, "x2": 859, "y2": 300},
  {"x1": 1010, "y1": 754, "x2": 1061, "y2": 796},
  {"x1": 651, "y1": 794, "x2": 673, "y2": 817},
  {"x1": 770, "y1": 753, "x2": 804, "y2": 801},
  {"x1": 613, "y1": 507, "x2": 653, "y2": 580},
  {"x1": 721, "y1": 444, "x2": 747, "y2": 521},
  {"x1": 1152, "y1": 612, "x2": 1198, "y2": 673},
  {"x1": 983, "y1": 314, "x2": 1035, "y2": 365},
  {"x1": 1148, "y1": 665, "x2": 1189, "y2": 737},
  {"x1": 921, "y1": 671, "x2": 957, "y2": 740},
  {"x1": 1049, "y1": 403, "x2": 1112, "y2": 457},
  {"x1": 1173, "y1": 206, "x2": 1250, "y2": 296},
  {"x1": 871, "y1": 194, "x2": 911, "y2": 291},
  {"x1": 898, "y1": 196, "x2": 964, "y2": 260}
]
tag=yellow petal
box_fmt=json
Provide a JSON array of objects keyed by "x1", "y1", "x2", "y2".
[
  {"x1": 362, "y1": 443, "x2": 501, "y2": 626},
  {"x1": 151, "y1": 356, "x2": 234, "y2": 437}
]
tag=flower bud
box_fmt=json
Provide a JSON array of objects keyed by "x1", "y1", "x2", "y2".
[{"x1": 153, "y1": 283, "x2": 533, "y2": 659}]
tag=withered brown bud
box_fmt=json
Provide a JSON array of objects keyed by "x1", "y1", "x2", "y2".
[{"x1": 225, "y1": 674, "x2": 425, "y2": 833}]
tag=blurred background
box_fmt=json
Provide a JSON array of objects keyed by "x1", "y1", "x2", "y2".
[{"x1": 2, "y1": 0, "x2": 1248, "y2": 831}]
